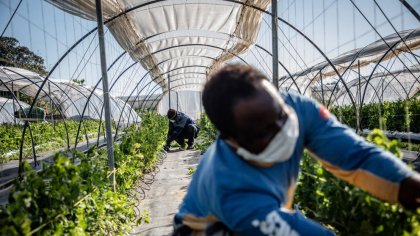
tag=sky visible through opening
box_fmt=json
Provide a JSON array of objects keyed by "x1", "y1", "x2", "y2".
[{"x1": 0, "y1": 0, "x2": 419, "y2": 97}]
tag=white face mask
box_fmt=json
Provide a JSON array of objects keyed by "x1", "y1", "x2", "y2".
[{"x1": 235, "y1": 106, "x2": 299, "y2": 164}]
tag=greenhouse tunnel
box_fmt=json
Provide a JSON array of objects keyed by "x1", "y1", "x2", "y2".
[{"x1": 0, "y1": 0, "x2": 419, "y2": 235}]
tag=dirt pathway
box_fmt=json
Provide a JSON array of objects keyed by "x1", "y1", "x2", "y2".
[{"x1": 131, "y1": 150, "x2": 201, "y2": 236}]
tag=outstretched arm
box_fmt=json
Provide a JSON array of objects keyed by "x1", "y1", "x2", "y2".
[{"x1": 300, "y1": 95, "x2": 419, "y2": 209}]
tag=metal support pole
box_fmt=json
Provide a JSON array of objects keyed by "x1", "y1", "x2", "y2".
[
  {"x1": 48, "y1": 82, "x2": 54, "y2": 125},
  {"x1": 199, "y1": 91, "x2": 203, "y2": 114},
  {"x1": 168, "y1": 75, "x2": 171, "y2": 109},
  {"x1": 95, "y1": 0, "x2": 115, "y2": 191},
  {"x1": 357, "y1": 60, "x2": 361, "y2": 133},
  {"x1": 12, "y1": 82, "x2": 16, "y2": 125},
  {"x1": 320, "y1": 71, "x2": 325, "y2": 105},
  {"x1": 176, "y1": 91, "x2": 179, "y2": 111},
  {"x1": 271, "y1": 0, "x2": 279, "y2": 89},
  {"x1": 400, "y1": 0, "x2": 420, "y2": 22}
]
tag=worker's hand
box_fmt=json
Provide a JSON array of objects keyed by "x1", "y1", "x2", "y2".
[{"x1": 398, "y1": 174, "x2": 420, "y2": 210}]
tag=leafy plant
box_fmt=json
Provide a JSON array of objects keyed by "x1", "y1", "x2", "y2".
[
  {"x1": 195, "y1": 114, "x2": 218, "y2": 152},
  {"x1": 0, "y1": 112, "x2": 167, "y2": 235},
  {"x1": 329, "y1": 99, "x2": 420, "y2": 133},
  {"x1": 0, "y1": 120, "x2": 112, "y2": 163},
  {"x1": 187, "y1": 167, "x2": 196, "y2": 175},
  {"x1": 295, "y1": 129, "x2": 420, "y2": 235}
]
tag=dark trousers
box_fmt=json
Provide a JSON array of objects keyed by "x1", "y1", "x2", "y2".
[{"x1": 175, "y1": 124, "x2": 198, "y2": 146}]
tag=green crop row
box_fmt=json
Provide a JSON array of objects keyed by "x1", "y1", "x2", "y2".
[
  {"x1": 329, "y1": 99, "x2": 420, "y2": 133},
  {"x1": 0, "y1": 120, "x2": 112, "y2": 163},
  {"x1": 295, "y1": 129, "x2": 419, "y2": 235},
  {"x1": 0, "y1": 111, "x2": 168, "y2": 235},
  {"x1": 195, "y1": 114, "x2": 217, "y2": 152}
]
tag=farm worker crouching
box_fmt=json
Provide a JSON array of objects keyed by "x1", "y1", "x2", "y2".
[
  {"x1": 173, "y1": 64, "x2": 420, "y2": 236},
  {"x1": 164, "y1": 109, "x2": 199, "y2": 151}
]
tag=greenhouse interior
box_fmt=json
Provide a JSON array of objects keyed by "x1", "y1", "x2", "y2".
[{"x1": 0, "y1": 0, "x2": 419, "y2": 235}]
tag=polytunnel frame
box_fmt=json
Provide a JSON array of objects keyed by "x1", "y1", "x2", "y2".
[
  {"x1": 67, "y1": 35, "x2": 253, "y2": 142},
  {"x1": 13, "y1": 0, "x2": 416, "y2": 175},
  {"x1": 79, "y1": 0, "x2": 355, "y2": 147},
  {"x1": 2, "y1": 68, "x2": 117, "y2": 170},
  {"x1": 2, "y1": 67, "x2": 103, "y2": 155},
  {"x1": 278, "y1": 26, "x2": 420, "y2": 109}
]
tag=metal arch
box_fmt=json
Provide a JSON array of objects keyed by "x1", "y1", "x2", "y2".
[
  {"x1": 253, "y1": 45, "x2": 301, "y2": 94},
  {"x1": 0, "y1": 70, "x2": 75, "y2": 171},
  {"x1": 143, "y1": 44, "x2": 249, "y2": 67},
  {"x1": 11, "y1": 0, "x2": 265, "y2": 166},
  {"x1": 376, "y1": 64, "x2": 411, "y2": 100},
  {"x1": 3, "y1": 68, "x2": 99, "y2": 150},
  {"x1": 112, "y1": 65, "x2": 211, "y2": 138},
  {"x1": 74, "y1": 51, "x2": 129, "y2": 148},
  {"x1": 26, "y1": 0, "x2": 412, "y2": 152},
  {"x1": 108, "y1": 56, "x2": 220, "y2": 137},
  {"x1": 352, "y1": 0, "x2": 420, "y2": 70},
  {"x1": 360, "y1": 33, "x2": 420, "y2": 109},
  {"x1": 1, "y1": 68, "x2": 98, "y2": 152},
  {"x1": 139, "y1": 73, "x2": 210, "y2": 113},
  {"x1": 102, "y1": 0, "x2": 352, "y2": 100},
  {"x1": 0, "y1": 79, "x2": 38, "y2": 168},
  {"x1": 140, "y1": 33, "x2": 291, "y2": 81},
  {"x1": 117, "y1": 66, "x2": 213, "y2": 127},
  {"x1": 139, "y1": 29, "x2": 231, "y2": 44}
]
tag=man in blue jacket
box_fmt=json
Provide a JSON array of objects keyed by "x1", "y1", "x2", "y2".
[
  {"x1": 164, "y1": 109, "x2": 199, "y2": 151},
  {"x1": 173, "y1": 64, "x2": 420, "y2": 235}
]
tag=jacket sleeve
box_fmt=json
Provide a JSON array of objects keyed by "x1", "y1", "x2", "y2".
[
  {"x1": 219, "y1": 192, "x2": 333, "y2": 236},
  {"x1": 170, "y1": 113, "x2": 189, "y2": 139},
  {"x1": 299, "y1": 95, "x2": 414, "y2": 203}
]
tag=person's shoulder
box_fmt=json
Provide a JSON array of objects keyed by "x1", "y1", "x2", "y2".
[{"x1": 280, "y1": 90, "x2": 318, "y2": 111}]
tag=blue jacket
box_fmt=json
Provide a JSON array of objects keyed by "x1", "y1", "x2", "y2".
[
  {"x1": 168, "y1": 112, "x2": 196, "y2": 141},
  {"x1": 175, "y1": 92, "x2": 414, "y2": 235}
]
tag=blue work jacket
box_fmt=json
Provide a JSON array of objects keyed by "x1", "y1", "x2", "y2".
[{"x1": 176, "y1": 92, "x2": 413, "y2": 235}]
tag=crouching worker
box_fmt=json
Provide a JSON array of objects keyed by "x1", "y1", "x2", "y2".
[
  {"x1": 164, "y1": 109, "x2": 199, "y2": 151},
  {"x1": 173, "y1": 64, "x2": 420, "y2": 235}
]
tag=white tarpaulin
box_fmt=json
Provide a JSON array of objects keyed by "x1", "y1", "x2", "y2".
[
  {"x1": 0, "y1": 67, "x2": 140, "y2": 125},
  {"x1": 46, "y1": 0, "x2": 271, "y2": 92}
]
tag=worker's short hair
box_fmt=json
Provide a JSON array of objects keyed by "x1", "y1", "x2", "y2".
[
  {"x1": 202, "y1": 64, "x2": 268, "y2": 138},
  {"x1": 167, "y1": 109, "x2": 177, "y2": 119}
]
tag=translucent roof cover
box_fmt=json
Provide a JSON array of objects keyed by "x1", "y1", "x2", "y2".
[
  {"x1": 47, "y1": 0, "x2": 271, "y2": 92},
  {"x1": 280, "y1": 28, "x2": 420, "y2": 82},
  {"x1": 0, "y1": 97, "x2": 30, "y2": 124},
  {"x1": 0, "y1": 67, "x2": 140, "y2": 125}
]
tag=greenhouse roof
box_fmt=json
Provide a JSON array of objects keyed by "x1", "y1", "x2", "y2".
[
  {"x1": 0, "y1": 67, "x2": 140, "y2": 124},
  {"x1": 46, "y1": 0, "x2": 271, "y2": 92}
]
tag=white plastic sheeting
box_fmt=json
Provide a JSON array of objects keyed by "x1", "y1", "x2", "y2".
[
  {"x1": 0, "y1": 67, "x2": 140, "y2": 125},
  {"x1": 157, "y1": 90, "x2": 203, "y2": 120},
  {"x1": 280, "y1": 28, "x2": 420, "y2": 83},
  {"x1": 0, "y1": 97, "x2": 30, "y2": 124},
  {"x1": 46, "y1": 0, "x2": 270, "y2": 92},
  {"x1": 310, "y1": 67, "x2": 420, "y2": 106}
]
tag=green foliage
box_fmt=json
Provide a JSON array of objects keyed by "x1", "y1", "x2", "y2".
[
  {"x1": 366, "y1": 129, "x2": 402, "y2": 158},
  {"x1": 0, "y1": 112, "x2": 167, "y2": 235},
  {"x1": 187, "y1": 167, "x2": 196, "y2": 175},
  {"x1": 330, "y1": 99, "x2": 420, "y2": 133},
  {"x1": 295, "y1": 129, "x2": 420, "y2": 235},
  {"x1": 0, "y1": 120, "x2": 110, "y2": 163},
  {"x1": 195, "y1": 113, "x2": 218, "y2": 152},
  {"x1": 0, "y1": 150, "x2": 135, "y2": 235},
  {"x1": 71, "y1": 79, "x2": 86, "y2": 85},
  {"x1": 0, "y1": 37, "x2": 48, "y2": 76},
  {"x1": 115, "y1": 111, "x2": 167, "y2": 191}
]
